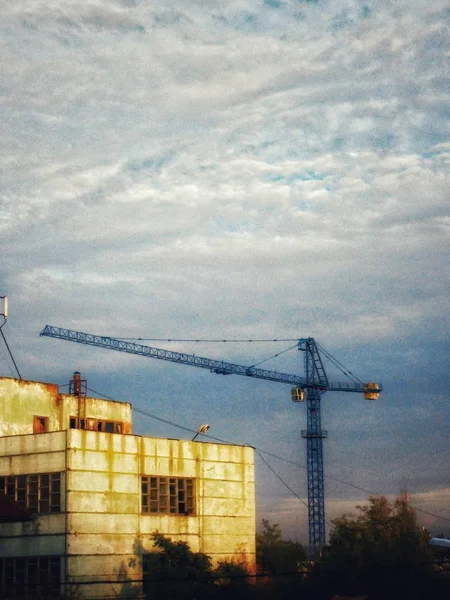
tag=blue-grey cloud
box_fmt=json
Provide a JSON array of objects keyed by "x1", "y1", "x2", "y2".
[{"x1": 1, "y1": 0, "x2": 449, "y2": 540}]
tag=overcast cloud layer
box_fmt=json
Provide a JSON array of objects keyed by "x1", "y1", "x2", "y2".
[{"x1": 1, "y1": 1, "x2": 449, "y2": 543}]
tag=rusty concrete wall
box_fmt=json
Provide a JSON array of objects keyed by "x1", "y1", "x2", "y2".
[
  {"x1": 0, "y1": 431, "x2": 67, "y2": 557},
  {"x1": 0, "y1": 377, "x2": 132, "y2": 437},
  {"x1": 0, "y1": 388, "x2": 255, "y2": 599},
  {"x1": 0, "y1": 377, "x2": 60, "y2": 436},
  {"x1": 0, "y1": 430, "x2": 67, "y2": 478},
  {"x1": 59, "y1": 394, "x2": 132, "y2": 432},
  {"x1": 66, "y1": 431, "x2": 255, "y2": 598},
  {"x1": 0, "y1": 516, "x2": 66, "y2": 556}
]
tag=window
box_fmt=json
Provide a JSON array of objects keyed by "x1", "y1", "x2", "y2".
[
  {"x1": 69, "y1": 416, "x2": 122, "y2": 433},
  {"x1": 97, "y1": 419, "x2": 122, "y2": 433},
  {"x1": 0, "y1": 556, "x2": 60, "y2": 598},
  {"x1": 33, "y1": 416, "x2": 49, "y2": 433},
  {"x1": 70, "y1": 417, "x2": 86, "y2": 429},
  {"x1": 0, "y1": 473, "x2": 61, "y2": 514},
  {"x1": 141, "y1": 476, "x2": 195, "y2": 515}
]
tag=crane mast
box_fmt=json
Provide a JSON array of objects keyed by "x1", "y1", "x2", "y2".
[
  {"x1": 301, "y1": 338, "x2": 329, "y2": 552},
  {"x1": 40, "y1": 325, "x2": 381, "y2": 557}
]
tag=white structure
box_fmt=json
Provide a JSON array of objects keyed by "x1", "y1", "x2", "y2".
[{"x1": 0, "y1": 375, "x2": 256, "y2": 598}]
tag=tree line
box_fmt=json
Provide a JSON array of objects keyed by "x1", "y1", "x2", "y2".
[{"x1": 143, "y1": 492, "x2": 449, "y2": 600}]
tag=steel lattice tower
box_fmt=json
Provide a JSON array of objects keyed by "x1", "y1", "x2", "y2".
[{"x1": 300, "y1": 339, "x2": 328, "y2": 556}]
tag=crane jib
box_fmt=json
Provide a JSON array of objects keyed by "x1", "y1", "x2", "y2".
[
  {"x1": 40, "y1": 325, "x2": 308, "y2": 386},
  {"x1": 39, "y1": 325, "x2": 380, "y2": 394}
]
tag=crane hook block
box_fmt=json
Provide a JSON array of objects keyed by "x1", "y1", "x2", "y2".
[
  {"x1": 291, "y1": 387, "x2": 305, "y2": 402},
  {"x1": 364, "y1": 382, "x2": 381, "y2": 400}
]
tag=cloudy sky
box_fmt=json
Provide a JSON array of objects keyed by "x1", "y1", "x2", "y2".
[{"x1": 1, "y1": 0, "x2": 449, "y2": 544}]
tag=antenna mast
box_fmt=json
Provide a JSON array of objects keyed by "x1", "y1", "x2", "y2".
[{"x1": 0, "y1": 296, "x2": 22, "y2": 380}]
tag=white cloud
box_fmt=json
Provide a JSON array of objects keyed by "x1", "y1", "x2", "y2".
[{"x1": 1, "y1": 0, "x2": 449, "y2": 542}]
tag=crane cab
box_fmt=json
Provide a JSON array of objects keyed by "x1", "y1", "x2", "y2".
[
  {"x1": 364, "y1": 382, "x2": 381, "y2": 400},
  {"x1": 291, "y1": 387, "x2": 305, "y2": 402}
]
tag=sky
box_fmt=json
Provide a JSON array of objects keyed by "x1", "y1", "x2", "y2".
[{"x1": 1, "y1": 0, "x2": 449, "y2": 545}]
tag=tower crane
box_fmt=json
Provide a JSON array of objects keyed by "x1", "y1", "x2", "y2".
[{"x1": 40, "y1": 325, "x2": 381, "y2": 557}]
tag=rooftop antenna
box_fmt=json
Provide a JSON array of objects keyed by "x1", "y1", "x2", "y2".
[{"x1": 0, "y1": 296, "x2": 22, "y2": 380}]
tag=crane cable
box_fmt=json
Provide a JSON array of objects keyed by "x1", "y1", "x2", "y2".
[
  {"x1": 111, "y1": 337, "x2": 301, "y2": 343},
  {"x1": 316, "y1": 341, "x2": 364, "y2": 386},
  {"x1": 95, "y1": 335, "x2": 366, "y2": 386},
  {"x1": 248, "y1": 343, "x2": 299, "y2": 368}
]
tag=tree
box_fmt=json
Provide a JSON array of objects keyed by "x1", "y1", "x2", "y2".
[
  {"x1": 256, "y1": 519, "x2": 307, "y2": 576},
  {"x1": 323, "y1": 492, "x2": 433, "y2": 599},
  {"x1": 144, "y1": 532, "x2": 214, "y2": 599},
  {"x1": 214, "y1": 559, "x2": 252, "y2": 600},
  {"x1": 144, "y1": 532, "x2": 253, "y2": 600}
]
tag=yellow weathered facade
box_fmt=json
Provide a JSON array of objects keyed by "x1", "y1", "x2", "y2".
[{"x1": 0, "y1": 376, "x2": 256, "y2": 598}]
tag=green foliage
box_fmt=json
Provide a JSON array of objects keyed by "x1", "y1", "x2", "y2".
[
  {"x1": 256, "y1": 519, "x2": 306, "y2": 575},
  {"x1": 214, "y1": 559, "x2": 248, "y2": 581},
  {"x1": 327, "y1": 492, "x2": 430, "y2": 568},
  {"x1": 144, "y1": 532, "x2": 214, "y2": 599},
  {"x1": 214, "y1": 560, "x2": 252, "y2": 599},
  {"x1": 151, "y1": 531, "x2": 213, "y2": 576},
  {"x1": 323, "y1": 492, "x2": 434, "y2": 598},
  {"x1": 255, "y1": 519, "x2": 308, "y2": 599},
  {"x1": 144, "y1": 532, "x2": 252, "y2": 600}
]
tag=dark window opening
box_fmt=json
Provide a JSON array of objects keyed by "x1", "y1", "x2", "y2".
[
  {"x1": 0, "y1": 473, "x2": 61, "y2": 514},
  {"x1": 70, "y1": 417, "x2": 122, "y2": 433},
  {"x1": 0, "y1": 556, "x2": 60, "y2": 598},
  {"x1": 33, "y1": 416, "x2": 49, "y2": 434}
]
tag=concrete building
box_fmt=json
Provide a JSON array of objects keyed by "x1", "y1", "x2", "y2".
[{"x1": 0, "y1": 374, "x2": 256, "y2": 598}]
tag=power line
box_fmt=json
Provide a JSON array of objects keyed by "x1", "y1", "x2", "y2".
[
  {"x1": 253, "y1": 452, "x2": 337, "y2": 528},
  {"x1": 87, "y1": 387, "x2": 232, "y2": 442},
  {"x1": 55, "y1": 558, "x2": 450, "y2": 587},
  {"x1": 0, "y1": 318, "x2": 22, "y2": 380},
  {"x1": 256, "y1": 447, "x2": 450, "y2": 524},
  {"x1": 85, "y1": 387, "x2": 450, "y2": 525},
  {"x1": 254, "y1": 448, "x2": 310, "y2": 512},
  {"x1": 0, "y1": 336, "x2": 16, "y2": 378}
]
